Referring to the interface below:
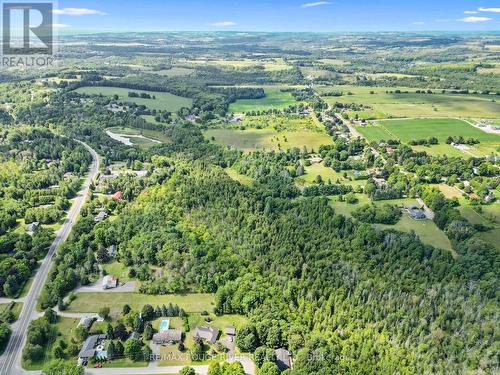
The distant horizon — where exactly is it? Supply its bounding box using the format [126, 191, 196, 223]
[57, 29, 500, 36]
[49, 0, 500, 33]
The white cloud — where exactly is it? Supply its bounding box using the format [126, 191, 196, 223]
[52, 8, 106, 16]
[52, 23, 71, 28]
[478, 7, 500, 13]
[464, 10, 479, 14]
[412, 21, 425, 25]
[301, 1, 331, 8]
[458, 16, 492, 23]
[210, 21, 236, 27]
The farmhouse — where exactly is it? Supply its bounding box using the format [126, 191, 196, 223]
[192, 326, 219, 344]
[275, 348, 292, 371]
[152, 329, 182, 344]
[77, 334, 107, 365]
[102, 275, 118, 289]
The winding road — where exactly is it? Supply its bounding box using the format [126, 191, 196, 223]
[0, 141, 100, 375]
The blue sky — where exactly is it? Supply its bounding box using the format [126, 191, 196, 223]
[52, 0, 500, 32]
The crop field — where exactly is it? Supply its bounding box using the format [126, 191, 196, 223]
[319, 85, 500, 119]
[153, 67, 194, 77]
[187, 58, 290, 71]
[241, 114, 322, 131]
[74, 86, 193, 112]
[204, 128, 332, 152]
[357, 118, 500, 156]
[229, 87, 298, 113]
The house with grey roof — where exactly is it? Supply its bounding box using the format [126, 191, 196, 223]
[26, 222, 39, 233]
[192, 326, 219, 344]
[77, 316, 95, 330]
[275, 348, 292, 371]
[152, 329, 182, 344]
[94, 211, 108, 223]
[77, 334, 107, 365]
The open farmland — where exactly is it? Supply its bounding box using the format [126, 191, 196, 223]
[357, 118, 500, 156]
[320, 85, 500, 119]
[229, 87, 298, 113]
[204, 128, 332, 152]
[74, 86, 193, 112]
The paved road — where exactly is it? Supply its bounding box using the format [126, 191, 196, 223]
[0, 141, 100, 375]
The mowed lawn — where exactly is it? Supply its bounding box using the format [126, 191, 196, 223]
[67, 293, 214, 316]
[74, 86, 192, 112]
[229, 87, 298, 113]
[204, 128, 332, 152]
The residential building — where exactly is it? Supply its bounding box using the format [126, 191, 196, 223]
[77, 316, 95, 330]
[94, 211, 108, 223]
[192, 326, 219, 344]
[78, 334, 107, 365]
[152, 329, 182, 344]
[275, 348, 292, 371]
[26, 222, 39, 233]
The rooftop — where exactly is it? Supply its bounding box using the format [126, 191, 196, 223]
[193, 326, 219, 344]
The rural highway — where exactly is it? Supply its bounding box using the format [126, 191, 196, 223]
[0, 141, 100, 375]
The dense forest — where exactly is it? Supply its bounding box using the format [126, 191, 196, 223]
[40, 150, 498, 374]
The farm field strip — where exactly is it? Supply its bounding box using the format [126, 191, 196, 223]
[74, 86, 193, 112]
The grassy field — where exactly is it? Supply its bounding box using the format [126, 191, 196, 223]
[459, 203, 500, 250]
[67, 293, 214, 316]
[187, 58, 290, 71]
[320, 85, 500, 119]
[412, 144, 468, 157]
[375, 119, 499, 143]
[357, 118, 500, 156]
[205, 128, 332, 152]
[75, 86, 192, 112]
[241, 114, 322, 132]
[295, 163, 366, 188]
[224, 168, 254, 186]
[329, 196, 453, 252]
[229, 87, 298, 113]
[432, 184, 463, 199]
[106, 126, 169, 147]
[103, 261, 132, 283]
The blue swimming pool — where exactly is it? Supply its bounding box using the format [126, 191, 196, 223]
[95, 350, 107, 359]
[160, 319, 170, 332]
